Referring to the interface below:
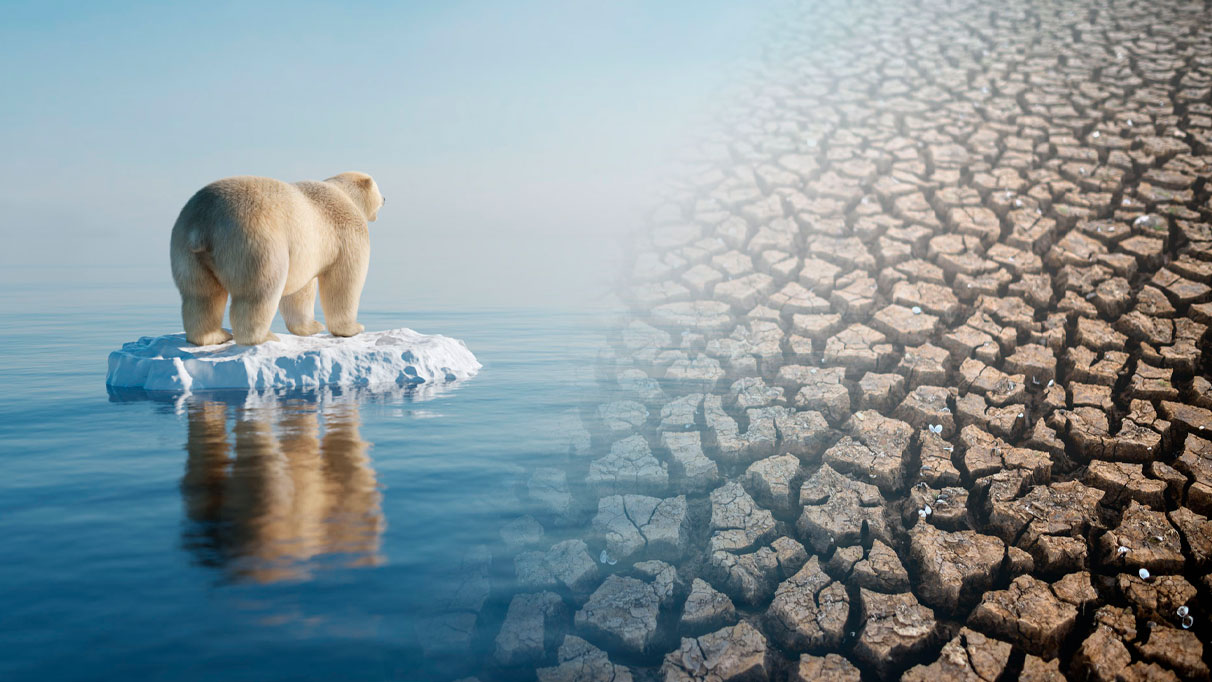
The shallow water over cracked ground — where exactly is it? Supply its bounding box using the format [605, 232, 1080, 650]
[464, 0, 1212, 680]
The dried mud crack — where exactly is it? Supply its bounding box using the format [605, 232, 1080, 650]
[430, 0, 1212, 679]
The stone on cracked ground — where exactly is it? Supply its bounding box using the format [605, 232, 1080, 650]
[679, 578, 737, 636]
[659, 621, 771, 682]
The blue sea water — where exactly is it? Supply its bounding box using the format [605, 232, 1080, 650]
[0, 266, 613, 681]
[0, 1, 782, 677]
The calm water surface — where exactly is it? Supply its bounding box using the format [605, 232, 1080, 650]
[0, 267, 613, 681]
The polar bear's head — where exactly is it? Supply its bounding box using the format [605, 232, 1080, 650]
[328, 171, 385, 223]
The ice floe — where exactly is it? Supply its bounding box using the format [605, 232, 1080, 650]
[106, 328, 481, 393]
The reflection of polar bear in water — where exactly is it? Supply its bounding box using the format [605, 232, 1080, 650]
[170, 172, 384, 346]
[180, 398, 382, 583]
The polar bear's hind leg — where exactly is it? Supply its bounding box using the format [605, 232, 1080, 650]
[183, 291, 233, 346]
[174, 252, 233, 346]
[231, 290, 283, 345]
[229, 260, 287, 345]
[280, 279, 325, 336]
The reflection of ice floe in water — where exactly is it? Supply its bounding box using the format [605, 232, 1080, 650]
[105, 327, 481, 394]
[180, 394, 383, 583]
[115, 332, 480, 583]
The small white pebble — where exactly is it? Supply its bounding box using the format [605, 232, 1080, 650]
[912, 306, 922, 315]
[1092, 131, 1101, 138]
[1183, 615, 1194, 629]
[1047, 379, 1055, 388]
[1117, 546, 1130, 556]
[929, 424, 943, 434]
[1139, 567, 1151, 580]
[1177, 605, 1189, 617]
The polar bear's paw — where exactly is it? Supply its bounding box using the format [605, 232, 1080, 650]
[233, 331, 280, 346]
[287, 320, 326, 336]
[188, 329, 234, 347]
[328, 322, 365, 338]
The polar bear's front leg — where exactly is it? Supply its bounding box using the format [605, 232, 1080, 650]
[280, 280, 325, 336]
[319, 250, 369, 338]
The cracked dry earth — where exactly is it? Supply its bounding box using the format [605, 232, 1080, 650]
[431, 0, 1212, 680]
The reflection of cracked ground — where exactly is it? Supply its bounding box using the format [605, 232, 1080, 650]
[434, 0, 1212, 678]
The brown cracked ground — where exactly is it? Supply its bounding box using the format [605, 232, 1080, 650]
[434, 0, 1212, 679]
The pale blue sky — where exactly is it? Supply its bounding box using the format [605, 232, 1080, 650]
[0, 1, 770, 308]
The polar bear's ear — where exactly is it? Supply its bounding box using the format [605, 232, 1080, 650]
[356, 176, 373, 189]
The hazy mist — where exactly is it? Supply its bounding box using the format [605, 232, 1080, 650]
[0, 1, 772, 310]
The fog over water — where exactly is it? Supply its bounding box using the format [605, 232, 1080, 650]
[0, 0, 773, 310]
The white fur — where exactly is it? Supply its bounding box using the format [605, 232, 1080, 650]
[170, 172, 383, 345]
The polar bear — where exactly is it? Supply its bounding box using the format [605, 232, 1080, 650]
[170, 172, 383, 346]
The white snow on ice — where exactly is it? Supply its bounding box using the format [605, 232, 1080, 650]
[106, 328, 481, 393]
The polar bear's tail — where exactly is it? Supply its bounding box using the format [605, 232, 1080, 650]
[185, 228, 207, 253]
